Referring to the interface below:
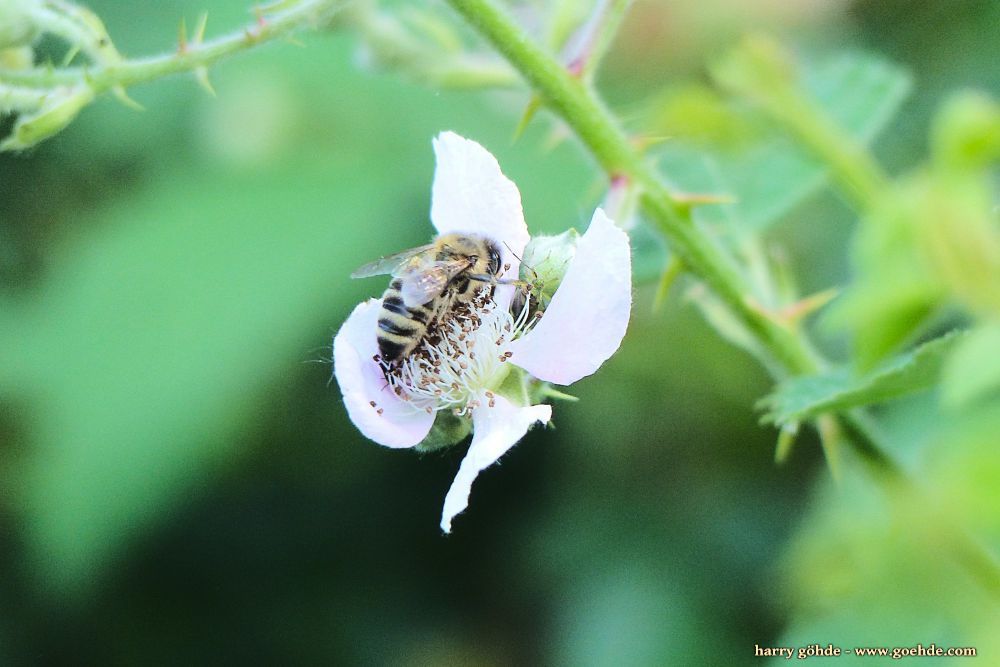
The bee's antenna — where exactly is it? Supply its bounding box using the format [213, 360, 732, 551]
[503, 241, 529, 268]
[500, 241, 546, 312]
[502, 241, 541, 281]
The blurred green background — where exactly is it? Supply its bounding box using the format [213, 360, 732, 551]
[1, 0, 998, 664]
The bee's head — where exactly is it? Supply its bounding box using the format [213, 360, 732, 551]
[439, 234, 502, 276]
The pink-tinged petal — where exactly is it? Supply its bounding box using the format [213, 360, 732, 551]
[440, 395, 551, 533]
[333, 299, 434, 448]
[430, 132, 529, 287]
[509, 208, 631, 385]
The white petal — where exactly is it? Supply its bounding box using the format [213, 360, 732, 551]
[509, 208, 631, 385]
[440, 395, 551, 533]
[430, 132, 529, 291]
[332, 299, 434, 448]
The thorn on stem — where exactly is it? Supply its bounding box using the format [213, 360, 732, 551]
[195, 66, 216, 96]
[193, 13, 209, 45]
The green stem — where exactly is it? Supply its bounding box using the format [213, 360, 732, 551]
[0, 0, 345, 94]
[443, 0, 1000, 596]
[445, 0, 817, 376]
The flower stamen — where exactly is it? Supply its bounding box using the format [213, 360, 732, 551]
[383, 288, 541, 416]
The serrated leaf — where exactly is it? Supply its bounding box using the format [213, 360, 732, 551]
[762, 331, 964, 425]
[654, 51, 910, 234]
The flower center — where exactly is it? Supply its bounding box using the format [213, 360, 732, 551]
[386, 289, 538, 415]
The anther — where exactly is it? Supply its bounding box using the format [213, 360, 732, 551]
[376, 408, 384, 416]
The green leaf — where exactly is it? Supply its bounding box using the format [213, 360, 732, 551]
[827, 269, 944, 370]
[942, 322, 1000, 408]
[653, 50, 910, 234]
[761, 331, 964, 425]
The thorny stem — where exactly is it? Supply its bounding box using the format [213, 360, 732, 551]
[446, 0, 817, 374]
[0, 0, 346, 94]
[443, 0, 1000, 595]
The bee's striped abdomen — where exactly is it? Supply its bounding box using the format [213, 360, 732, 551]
[376, 279, 431, 364]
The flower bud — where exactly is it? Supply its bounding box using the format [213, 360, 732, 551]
[520, 228, 580, 298]
[1, 84, 94, 151]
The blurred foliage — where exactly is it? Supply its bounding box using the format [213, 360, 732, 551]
[762, 331, 962, 426]
[1, 0, 999, 665]
[780, 405, 1000, 657]
[627, 47, 910, 284]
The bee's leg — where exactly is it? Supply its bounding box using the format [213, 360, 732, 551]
[431, 290, 456, 326]
[429, 298, 446, 326]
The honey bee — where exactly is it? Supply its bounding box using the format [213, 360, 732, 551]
[351, 233, 504, 365]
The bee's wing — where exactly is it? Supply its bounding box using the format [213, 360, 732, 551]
[350, 244, 435, 279]
[398, 258, 473, 307]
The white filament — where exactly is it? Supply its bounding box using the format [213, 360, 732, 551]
[387, 291, 538, 415]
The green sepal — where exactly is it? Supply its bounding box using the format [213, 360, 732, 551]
[536, 384, 578, 402]
[1, 84, 94, 151]
[415, 409, 472, 453]
[495, 365, 529, 406]
[521, 228, 580, 299]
